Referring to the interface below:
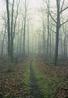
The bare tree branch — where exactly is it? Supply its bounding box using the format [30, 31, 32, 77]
[60, 19, 68, 27]
[50, 28, 56, 33]
[60, 0, 65, 11]
[51, 23, 56, 27]
[13, 0, 20, 38]
[49, 12, 57, 23]
[45, 0, 56, 23]
[60, 6, 68, 13]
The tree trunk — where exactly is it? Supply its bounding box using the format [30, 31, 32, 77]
[11, 0, 14, 61]
[55, 0, 60, 65]
[47, 0, 50, 59]
[6, 0, 11, 58]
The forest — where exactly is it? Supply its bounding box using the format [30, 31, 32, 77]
[0, 0, 68, 98]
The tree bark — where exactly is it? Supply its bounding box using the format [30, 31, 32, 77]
[6, 0, 11, 58]
[55, 0, 60, 65]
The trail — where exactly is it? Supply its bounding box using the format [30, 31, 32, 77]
[29, 60, 44, 98]
[0, 59, 68, 98]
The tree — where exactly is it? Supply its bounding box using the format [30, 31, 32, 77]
[49, 0, 68, 65]
[46, 0, 50, 58]
[6, 0, 11, 58]
[11, 0, 15, 61]
[23, 0, 27, 56]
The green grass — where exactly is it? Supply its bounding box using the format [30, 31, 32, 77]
[32, 60, 67, 98]
[22, 61, 30, 97]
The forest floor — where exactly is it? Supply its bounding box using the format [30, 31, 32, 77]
[0, 57, 68, 98]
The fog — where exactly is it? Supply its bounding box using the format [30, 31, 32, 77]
[0, 0, 68, 64]
[0, 0, 68, 97]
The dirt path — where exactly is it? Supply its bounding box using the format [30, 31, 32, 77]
[0, 58, 68, 98]
[29, 60, 44, 98]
